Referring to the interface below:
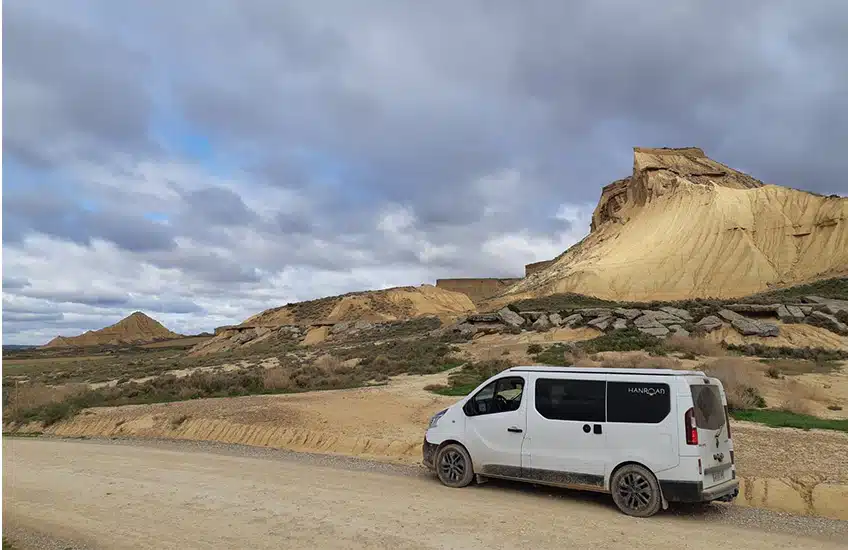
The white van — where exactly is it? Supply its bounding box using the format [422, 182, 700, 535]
[422, 366, 739, 517]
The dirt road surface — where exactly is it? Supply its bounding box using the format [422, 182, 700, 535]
[4, 438, 847, 550]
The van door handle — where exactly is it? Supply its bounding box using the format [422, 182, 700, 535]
[507, 426, 523, 433]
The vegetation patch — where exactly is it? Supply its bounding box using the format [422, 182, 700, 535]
[758, 358, 842, 377]
[726, 343, 848, 362]
[424, 359, 514, 396]
[730, 409, 848, 433]
[578, 328, 667, 355]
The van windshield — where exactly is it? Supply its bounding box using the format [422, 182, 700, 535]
[690, 384, 725, 430]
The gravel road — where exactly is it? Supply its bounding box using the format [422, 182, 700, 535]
[4, 437, 847, 549]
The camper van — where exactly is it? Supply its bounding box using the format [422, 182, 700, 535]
[422, 366, 738, 517]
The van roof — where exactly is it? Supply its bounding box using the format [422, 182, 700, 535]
[508, 365, 707, 377]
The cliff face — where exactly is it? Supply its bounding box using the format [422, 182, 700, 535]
[43, 312, 180, 348]
[491, 147, 848, 304]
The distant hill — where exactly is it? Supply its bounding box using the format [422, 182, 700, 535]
[2, 345, 37, 352]
[42, 312, 181, 348]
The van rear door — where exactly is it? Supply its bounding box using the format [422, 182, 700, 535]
[685, 377, 734, 490]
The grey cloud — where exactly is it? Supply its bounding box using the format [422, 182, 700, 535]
[2, 311, 65, 323]
[180, 186, 258, 227]
[2, 276, 30, 290]
[3, 192, 176, 252]
[20, 289, 130, 308]
[3, 1, 155, 168]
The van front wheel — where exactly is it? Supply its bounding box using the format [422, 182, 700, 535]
[610, 464, 662, 518]
[435, 444, 474, 488]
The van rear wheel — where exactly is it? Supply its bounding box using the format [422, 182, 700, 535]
[611, 464, 662, 518]
[435, 443, 474, 488]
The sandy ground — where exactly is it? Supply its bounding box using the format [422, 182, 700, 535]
[28, 371, 848, 483]
[4, 438, 847, 550]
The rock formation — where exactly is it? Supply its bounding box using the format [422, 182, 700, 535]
[43, 312, 180, 348]
[487, 147, 848, 304]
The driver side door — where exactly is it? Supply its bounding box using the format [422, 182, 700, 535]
[463, 375, 526, 478]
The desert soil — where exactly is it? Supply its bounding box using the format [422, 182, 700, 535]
[4, 438, 848, 550]
[39, 371, 848, 483]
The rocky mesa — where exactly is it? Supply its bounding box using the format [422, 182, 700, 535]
[43, 312, 181, 348]
[488, 147, 848, 305]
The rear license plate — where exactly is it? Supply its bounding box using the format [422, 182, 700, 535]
[712, 469, 726, 482]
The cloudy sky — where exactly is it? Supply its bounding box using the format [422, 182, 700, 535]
[3, 1, 847, 344]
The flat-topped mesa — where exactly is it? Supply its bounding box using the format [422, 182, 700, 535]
[591, 147, 765, 231]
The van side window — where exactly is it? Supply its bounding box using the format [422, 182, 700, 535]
[534, 379, 605, 422]
[464, 376, 525, 417]
[607, 382, 671, 423]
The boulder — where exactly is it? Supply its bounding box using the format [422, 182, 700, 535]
[808, 311, 848, 335]
[522, 311, 546, 322]
[726, 304, 779, 314]
[695, 315, 723, 333]
[497, 307, 526, 327]
[757, 323, 780, 337]
[634, 314, 665, 329]
[532, 315, 552, 331]
[587, 316, 612, 331]
[454, 323, 477, 337]
[331, 321, 351, 334]
[640, 310, 686, 325]
[612, 318, 628, 330]
[548, 313, 563, 326]
[613, 307, 643, 320]
[804, 296, 848, 314]
[467, 313, 501, 324]
[579, 308, 613, 318]
[638, 326, 669, 338]
[659, 306, 694, 321]
[561, 313, 584, 328]
[800, 306, 813, 315]
[785, 305, 806, 320]
[668, 324, 690, 337]
[719, 309, 778, 336]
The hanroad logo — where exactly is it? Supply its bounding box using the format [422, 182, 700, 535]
[628, 386, 666, 397]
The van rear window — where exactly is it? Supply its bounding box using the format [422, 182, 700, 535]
[690, 384, 725, 430]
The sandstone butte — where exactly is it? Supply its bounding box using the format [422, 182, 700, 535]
[485, 147, 848, 306]
[238, 284, 476, 327]
[43, 311, 181, 348]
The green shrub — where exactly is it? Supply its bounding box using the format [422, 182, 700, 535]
[578, 328, 666, 355]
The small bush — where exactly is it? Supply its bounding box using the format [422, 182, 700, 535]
[702, 358, 766, 410]
[663, 335, 724, 357]
[579, 328, 666, 355]
[599, 354, 682, 371]
[828, 405, 843, 411]
[526, 344, 543, 354]
[766, 366, 781, 379]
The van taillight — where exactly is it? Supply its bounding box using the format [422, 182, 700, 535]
[724, 405, 732, 439]
[684, 407, 698, 445]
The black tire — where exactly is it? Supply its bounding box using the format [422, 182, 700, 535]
[435, 443, 474, 488]
[610, 464, 662, 517]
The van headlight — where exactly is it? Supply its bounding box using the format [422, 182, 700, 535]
[428, 409, 448, 429]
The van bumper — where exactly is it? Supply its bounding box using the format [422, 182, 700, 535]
[422, 438, 437, 470]
[660, 479, 740, 503]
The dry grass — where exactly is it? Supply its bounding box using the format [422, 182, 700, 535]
[4, 382, 87, 412]
[701, 357, 766, 410]
[600, 354, 683, 370]
[663, 335, 725, 357]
